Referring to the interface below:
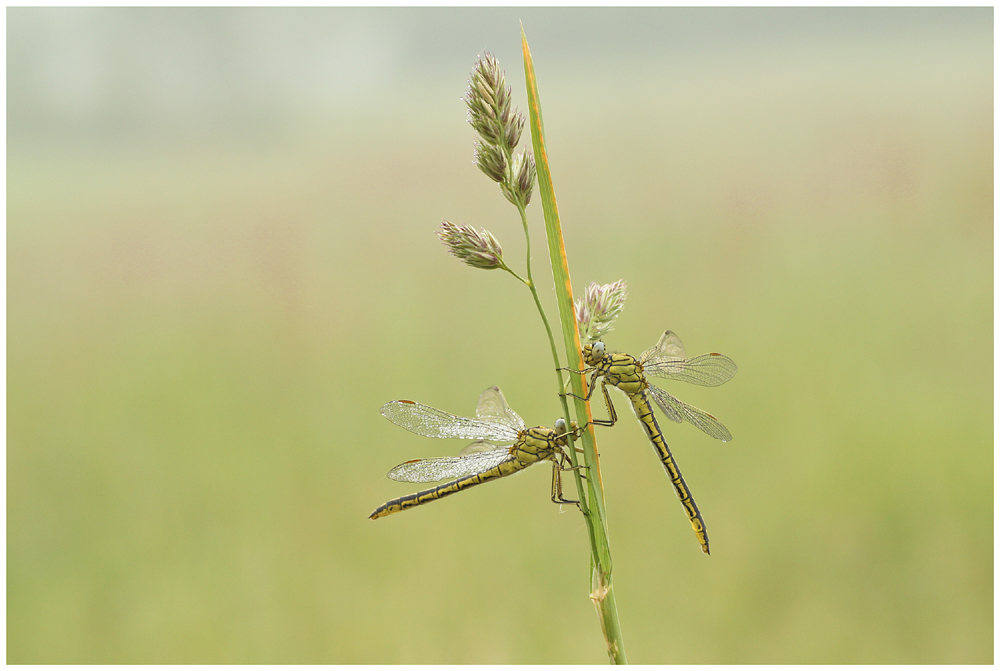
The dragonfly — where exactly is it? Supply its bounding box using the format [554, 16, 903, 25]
[565, 330, 737, 555]
[370, 386, 582, 520]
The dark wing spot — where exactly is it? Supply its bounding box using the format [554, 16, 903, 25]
[400, 400, 416, 405]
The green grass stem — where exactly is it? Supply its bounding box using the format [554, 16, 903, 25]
[521, 26, 627, 665]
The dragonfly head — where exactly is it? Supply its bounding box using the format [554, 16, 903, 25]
[582, 340, 606, 365]
[553, 417, 576, 446]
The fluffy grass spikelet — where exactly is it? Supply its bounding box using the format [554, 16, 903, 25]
[465, 52, 523, 155]
[576, 280, 629, 341]
[465, 53, 534, 207]
[438, 221, 506, 271]
[511, 149, 536, 205]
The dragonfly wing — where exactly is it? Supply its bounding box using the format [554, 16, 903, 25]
[387, 448, 514, 483]
[475, 386, 527, 432]
[646, 386, 683, 424]
[381, 400, 520, 443]
[640, 330, 687, 363]
[459, 440, 501, 455]
[644, 353, 738, 387]
[647, 384, 733, 442]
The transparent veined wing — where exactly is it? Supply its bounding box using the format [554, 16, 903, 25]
[386, 447, 515, 483]
[459, 440, 502, 455]
[474, 386, 526, 432]
[647, 383, 733, 442]
[643, 352, 738, 387]
[644, 385, 683, 424]
[381, 400, 520, 443]
[639, 330, 687, 363]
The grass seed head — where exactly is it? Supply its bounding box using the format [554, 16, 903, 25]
[438, 221, 506, 271]
[576, 280, 629, 341]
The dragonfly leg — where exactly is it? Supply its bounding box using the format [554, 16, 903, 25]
[585, 380, 619, 428]
[556, 366, 592, 376]
[562, 450, 589, 477]
[564, 454, 590, 481]
[557, 366, 593, 395]
[549, 461, 582, 509]
[561, 370, 601, 403]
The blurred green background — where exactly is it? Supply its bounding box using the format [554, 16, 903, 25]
[7, 7, 992, 664]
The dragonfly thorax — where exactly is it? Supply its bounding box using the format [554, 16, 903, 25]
[513, 426, 565, 464]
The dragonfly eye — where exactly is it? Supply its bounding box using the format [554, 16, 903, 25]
[592, 341, 605, 361]
[554, 418, 567, 435]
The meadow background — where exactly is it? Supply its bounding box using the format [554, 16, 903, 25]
[7, 7, 992, 664]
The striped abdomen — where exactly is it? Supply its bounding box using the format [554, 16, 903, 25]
[369, 459, 525, 519]
[629, 389, 710, 555]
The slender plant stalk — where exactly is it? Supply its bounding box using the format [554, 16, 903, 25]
[447, 42, 626, 663]
[508, 204, 600, 529]
[521, 27, 627, 665]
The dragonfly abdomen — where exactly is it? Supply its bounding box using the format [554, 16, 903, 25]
[369, 460, 525, 520]
[630, 389, 711, 555]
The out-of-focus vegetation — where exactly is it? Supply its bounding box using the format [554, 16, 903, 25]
[7, 7, 992, 664]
